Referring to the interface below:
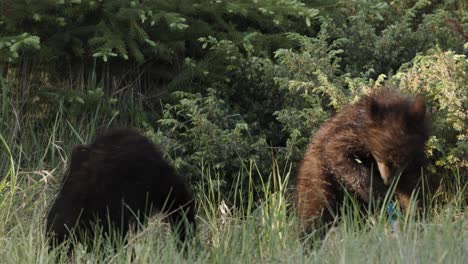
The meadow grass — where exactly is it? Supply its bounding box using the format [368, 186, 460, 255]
[0, 82, 466, 263]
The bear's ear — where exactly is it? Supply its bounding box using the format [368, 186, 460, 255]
[409, 95, 426, 121]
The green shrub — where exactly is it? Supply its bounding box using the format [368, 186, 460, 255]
[153, 88, 269, 194]
[330, 0, 466, 77]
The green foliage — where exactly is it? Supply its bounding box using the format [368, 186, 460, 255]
[273, 94, 329, 161]
[156, 26, 346, 176]
[29, 87, 118, 121]
[273, 30, 347, 108]
[0, 0, 319, 83]
[331, 0, 466, 77]
[272, 28, 346, 160]
[155, 88, 269, 192]
[1, 0, 188, 64]
[0, 33, 40, 62]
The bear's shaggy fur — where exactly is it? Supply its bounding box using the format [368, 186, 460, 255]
[46, 128, 195, 245]
[295, 89, 431, 232]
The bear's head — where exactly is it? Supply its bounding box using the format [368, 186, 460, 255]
[364, 90, 430, 185]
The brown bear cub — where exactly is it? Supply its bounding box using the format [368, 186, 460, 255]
[295, 89, 430, 233]
[46, 128, 195, 246]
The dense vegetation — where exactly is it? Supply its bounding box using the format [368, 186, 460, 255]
[0, 0, 466, 262]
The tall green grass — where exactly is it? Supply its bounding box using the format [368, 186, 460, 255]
[0, 78, 466, 263]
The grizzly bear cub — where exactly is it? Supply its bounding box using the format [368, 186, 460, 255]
[295, 89, 430, 232]
[46, 128, 195, 246]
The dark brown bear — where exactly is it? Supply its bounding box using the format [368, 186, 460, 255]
[295, 89, 430, 232]
[46, 128, 195, 246]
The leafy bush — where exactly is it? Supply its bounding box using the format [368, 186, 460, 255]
[330, 0, 466, 77]
[153, 88, 269, 193]
[157, 26, 347, 179]
[272, 29, 345, 160]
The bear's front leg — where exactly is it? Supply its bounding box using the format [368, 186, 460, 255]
[395, 169, 423, 213]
